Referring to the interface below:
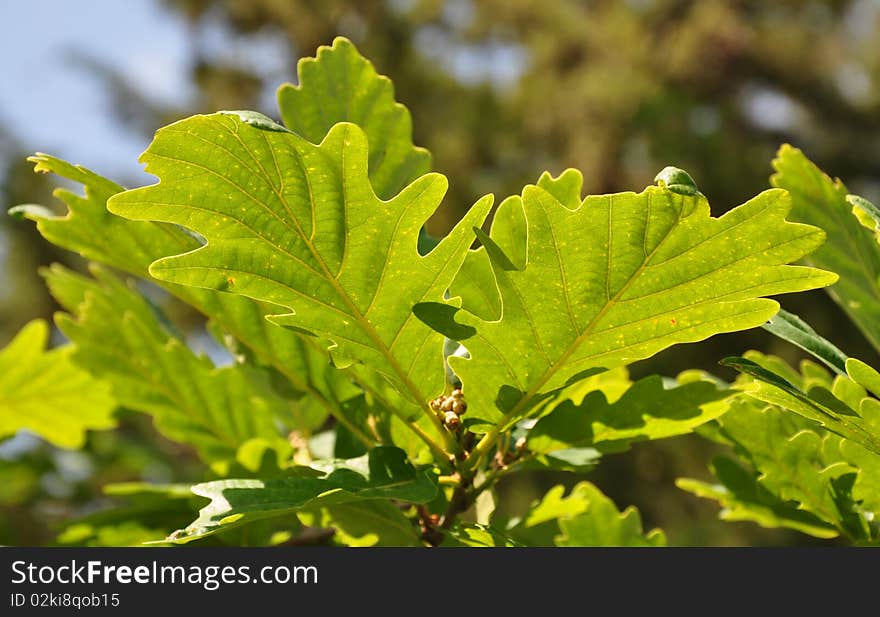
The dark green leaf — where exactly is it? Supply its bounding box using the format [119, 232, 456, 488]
[167, 447, 437, 542]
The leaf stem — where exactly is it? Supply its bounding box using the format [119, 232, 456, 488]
[460, 427, 502, 475]
[471, 452, 534, 498]
[354, 381, 454, 470]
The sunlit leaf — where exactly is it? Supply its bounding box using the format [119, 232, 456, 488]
[507, 482, 665, 547]
[528, 373, 731, 456]
[0, 320, 116, 448]
[447, 170, 834, 431]
[680, 393, 878, 542]
[771, 145, 880, 352]
[277, 36, 431, 199]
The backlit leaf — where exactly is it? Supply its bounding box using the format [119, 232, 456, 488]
[45, 265, 293, 474]
[447, 169, 835, 431]
[277, 36, 431, 199]
[507, 482, 665, 547]
[527, 373, 731, 456]
[771, 145, 880, 352]
[107, 115, 492, 429]
[0, 320, 116, 448]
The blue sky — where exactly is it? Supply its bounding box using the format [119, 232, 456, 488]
[0, 0, 193, 183]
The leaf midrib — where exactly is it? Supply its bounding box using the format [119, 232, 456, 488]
[491, 195, 693, 430]
[223, 121, 435, 412]
[146, 121, 435, 412]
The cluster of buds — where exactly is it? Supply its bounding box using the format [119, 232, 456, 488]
[430, 388, 467, 430]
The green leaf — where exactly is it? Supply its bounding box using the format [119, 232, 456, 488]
[8, 154, 178, 276]
[0, 320, 116, 448]
[449, 246, 501, 322]
[58, 522, 175, 547]
[762, 308, 848, 376]
[771, 145, 880, 353]
[517, 448, 602, 473]
[448, 169, 835, 431]
[168, 447, 437, 543]
[680, 397, 875, 542]
[13, 154, 380, 451]
[45, 265, 293, 474]
[676, 457, 840, 539]
[556, 483, 666, 547]
[12, 36, 441, 452]
[277, 37, 431, 199]
[527, 373, 731, 456]
[107, 116, 492, 429]
[722, 353, 880, 455]
[507, 482, 665, 547]
[839, 438, 880, 517]
[654, 166, 701, 196]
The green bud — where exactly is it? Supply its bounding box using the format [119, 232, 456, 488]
[655, 166, 700, 196]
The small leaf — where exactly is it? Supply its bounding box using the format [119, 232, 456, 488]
[681, 397, 875, 542]
[302, 500, 422, 546]
[507, 482, 665, 547]
[723, 354, 880, 455]
[0, 320, 116, 448]
[555, 483, 666, 547]
[528, 374, 731, 455]
[847, 194, 880, 244]
[845, 358, 880, 400]
[442, 523, 521, 547]
[654, 165, 701, 196]
[676, 457, 840, 539]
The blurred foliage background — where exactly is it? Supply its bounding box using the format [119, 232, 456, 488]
[2, 0, 880, 546]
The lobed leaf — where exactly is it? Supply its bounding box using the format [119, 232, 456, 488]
[167, 447, 436, 543]
[771, 145, 880, 353]
[11, 154, 375, 446]
[45, 265, 293, 474]
[682, 381, 879, 542]
[11, 38, 439, 454]
[507, 482, 665, 547]
[300, 500, 423, 546]
[277, 36, 431, 199]
[527, 373, 732, 456]
[446, 169, 835, 431]
[723, 347, 880, 456]
[675, 457, 840, 539]
[0, 320, 116, 448]
[107, 115, 492, 428]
